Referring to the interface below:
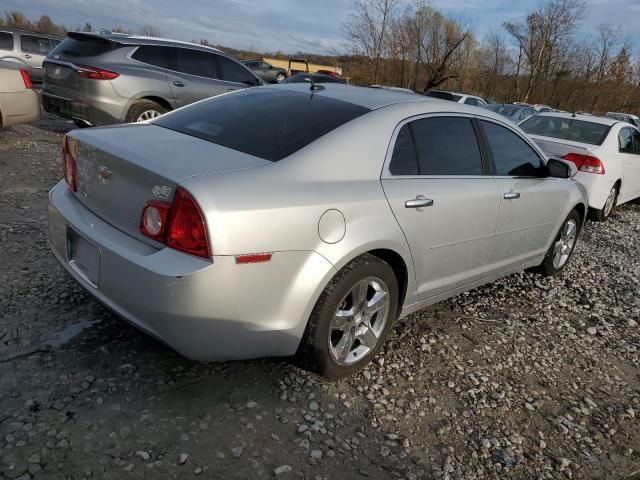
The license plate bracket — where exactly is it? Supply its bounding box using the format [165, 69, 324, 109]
[66, 227, 100, 288]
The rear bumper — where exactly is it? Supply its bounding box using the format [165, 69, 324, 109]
[573, 172, 615, 210]
[42, 91, 122, 127]
[0, 89, 40, 127]
[48, 181, 336, 361]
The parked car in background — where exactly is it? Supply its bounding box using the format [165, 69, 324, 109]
[424, 90, 487, 107]
[486, 103, 537, 124]
[241, 59, 287, 83]
[49, 84, 586, 378]
[533, 104, 553, 112]
[284, 73, 346, 84]
[0, 27, 62, 83]
[42, 31, 262, 127]
[521, 112, 640, 221]
[0, 60, 40, 127]
[605, 112, 640, 128]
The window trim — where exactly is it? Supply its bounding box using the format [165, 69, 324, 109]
[382, 113, 493, 180]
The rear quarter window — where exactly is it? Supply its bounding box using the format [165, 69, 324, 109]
[154, 88, 370, 161]
[520, 116, 611, 146]
[0, 32, 13, 50]
[49, 35, 115, 58]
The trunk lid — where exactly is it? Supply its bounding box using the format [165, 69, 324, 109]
[69, 124, 270, 244]
[529, 134, 594, 159]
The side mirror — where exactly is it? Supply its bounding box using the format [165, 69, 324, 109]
[547, 158, 572, 178]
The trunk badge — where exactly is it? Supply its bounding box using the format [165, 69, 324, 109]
[152, 185, 172, 200]
[98, 166, 112, 184]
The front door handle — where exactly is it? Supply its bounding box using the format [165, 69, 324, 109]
[405, 197, 434, 209]
[504, 192, 521, 200]
[173, 81, 185, 87]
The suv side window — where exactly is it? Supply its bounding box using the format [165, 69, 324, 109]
[216, 55, 258, 85]
[411, 117, 483, 175]
[389, 124, 419, 175]
[481, 120, 544, 176]
[619, 127, 634, 153]
[20, 35, 51, 54]
[132, 45, 172, 69]
[175, 48, 217, 79]
[0, 32, 13, 50]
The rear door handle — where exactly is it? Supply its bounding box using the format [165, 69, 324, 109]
[405, 197, 434, 209]
[173, 81, 185, 87]
[23, 54, 32, 59]
[504, 192, 521, 200]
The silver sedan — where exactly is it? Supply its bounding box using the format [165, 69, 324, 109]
[48, 84, 588, 378]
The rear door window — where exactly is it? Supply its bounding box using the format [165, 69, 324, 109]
[155, 88, 370, 161]
[619, 128, 634, 153]
[0, 32, 13, 50]
[20, 35, 51, 54]
[410, 117, 483, 175]
[131, 45, 172, 69]
[175, 48, 217, 79]
[215, 55, 257, 84]
[481, 120, 544, 176]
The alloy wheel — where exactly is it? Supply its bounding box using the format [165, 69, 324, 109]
[552, 218, 578, 269]
[603, 187, 616, 218]
[136, 110, 162, 122]
[328, 277, 390, 365]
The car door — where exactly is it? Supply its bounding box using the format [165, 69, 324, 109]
[214, 54, 261, 93]
[479, 119, 564, 272]
[616, 126, 640, 203]
[165, 47, 226, 107]
[381, 115, 501, 300]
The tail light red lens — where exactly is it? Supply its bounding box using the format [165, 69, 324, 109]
[562, 153, 605, 174]
[62, 135, 78, 192]
[19, 69, 32, 89]
[140, 187, 211, 259]
[75, 64, 119, 80]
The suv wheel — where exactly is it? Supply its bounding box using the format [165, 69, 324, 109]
[126, 100, 168, 123]
[296, 254, 398, 379]
[276, 72, 286, 83]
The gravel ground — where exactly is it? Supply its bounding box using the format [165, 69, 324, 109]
[1, 114, 639, 480]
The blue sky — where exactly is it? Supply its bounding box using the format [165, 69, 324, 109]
[5, 0, 640, 54]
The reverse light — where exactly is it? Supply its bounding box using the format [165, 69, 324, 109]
[75, 64, 119, 80]
[562, 153, 605, 175]
[62, 135, 77, 192]
[140, 201, 171, 241]
[19, 69, 32, 89]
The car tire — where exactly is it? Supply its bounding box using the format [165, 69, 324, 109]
[589, 185, 618, 222]
[534, 209, 581, 276]
[125, 100, 168, 123]
[296, 254, 399, 379]
[276, 72, 286, 83]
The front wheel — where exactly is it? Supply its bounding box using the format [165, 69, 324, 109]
[296, 254, 398, 379]
[534, 209, 581, 276]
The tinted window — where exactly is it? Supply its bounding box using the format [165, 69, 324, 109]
[175, 48, 217, 79]
[482, 121, 543, 176]
[0, 32, 13, 50]
[410, 117, 483, 175]
[216, 55, 256, 84]
[155, 88, 370, 161]
[389, 125, 418, 175]
[465, 97, 481, 106]
[50, 35, 115, 58]
[520, 116, 611, 146]
[21, 35, 51, 54]
[619, 128, 634, 153]
[631, 129, 640, 154]
[132, 45, 171, 69]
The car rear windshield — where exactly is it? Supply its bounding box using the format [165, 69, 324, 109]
[520, 116, 611, 145]
[425, 91, 462, 102]
[49, 34, 116, 58]
[154, 88, 370, 161]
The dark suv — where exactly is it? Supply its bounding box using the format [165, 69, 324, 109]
[42, 32, 262, 127]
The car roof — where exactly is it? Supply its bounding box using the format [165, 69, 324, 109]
[66, 31, 223, 54]
[535, 111, 619, 126]
[0, 27, 62, 39]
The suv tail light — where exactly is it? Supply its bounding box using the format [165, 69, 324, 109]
[140, 187, 211, 259]
[562, 153, 605, 174]
[74, 64, 119, 80]
[19, 69, 32, 89]
[62, 135, 78, 192]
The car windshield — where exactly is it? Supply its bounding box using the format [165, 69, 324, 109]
[520, 116, 611, 145]
[49, 35, 115, 58]
[154, 88, 370, 161]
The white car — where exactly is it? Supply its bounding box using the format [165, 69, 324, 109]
[424, 90, 487, 107]
[0, 59, 40, 127]
[521, 112, 640, 221]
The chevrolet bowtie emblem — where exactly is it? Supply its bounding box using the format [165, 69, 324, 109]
[98, 166, 112, 184]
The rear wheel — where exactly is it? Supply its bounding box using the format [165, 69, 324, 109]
[535, 209, 581, 276]
[276, 72, 286, 83]
[296, 254, 398, 379]
[125, 100, 168, 123]
[590, 185, 617, 222]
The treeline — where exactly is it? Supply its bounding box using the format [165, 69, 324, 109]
[343, 0, 640, 113]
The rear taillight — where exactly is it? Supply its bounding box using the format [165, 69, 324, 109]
[74, 64, 119, 80]
[562, 153, 605, 175]
[140, 187, 211, 259]
[62, 135, 77, 192]
[19, 69, 32, 89]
